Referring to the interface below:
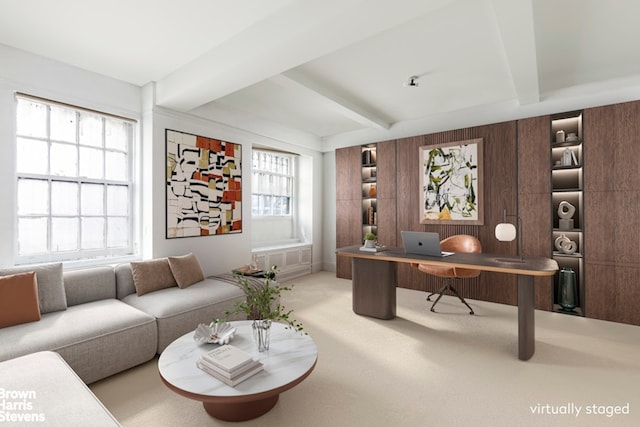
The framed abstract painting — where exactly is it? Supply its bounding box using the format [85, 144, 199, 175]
[419, 138, 483, 225]
[166, 129, 242, 238]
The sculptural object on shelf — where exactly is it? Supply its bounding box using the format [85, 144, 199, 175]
[558, 200, 575, 230]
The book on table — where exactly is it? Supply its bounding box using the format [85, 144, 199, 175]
[197, 344, 264, 386]
[197, 359, 264, 387]
[202, 344, 255, 372]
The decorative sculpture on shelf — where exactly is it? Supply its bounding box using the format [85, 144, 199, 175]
[554, 233, 577, 255]
[558, 200, 575, 230]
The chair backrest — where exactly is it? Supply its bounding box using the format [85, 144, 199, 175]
[444, 234, 482, 278]
[441, 234, 482, 254]
[412, 234, 482, 279]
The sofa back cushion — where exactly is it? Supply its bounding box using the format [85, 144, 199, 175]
[0, 263, 67, 314]
[168, 253, 205, 288]
[130, 258, 178, 296]
[0, 272, 41, 327]
[63, 266, 116, 306]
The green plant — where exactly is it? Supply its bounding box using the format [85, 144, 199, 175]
[364, 232, 376, 241]
[223, 265, 305, 333]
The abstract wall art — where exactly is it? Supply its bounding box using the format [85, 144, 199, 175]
[166, 129, 242, 238]
[419, 138, 483, 225]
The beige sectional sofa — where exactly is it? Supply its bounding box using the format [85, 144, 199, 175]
[0, 255, 246, 383]
[0, 255, 248, 425]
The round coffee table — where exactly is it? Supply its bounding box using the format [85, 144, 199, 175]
[158, 321, 317, 421]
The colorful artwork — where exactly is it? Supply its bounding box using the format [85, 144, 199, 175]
[419, 138, 483, 225]
[166, 129, 242, 238]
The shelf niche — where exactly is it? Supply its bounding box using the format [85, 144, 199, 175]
[361, 144, 377, 240]
[550, 111, 585, 316]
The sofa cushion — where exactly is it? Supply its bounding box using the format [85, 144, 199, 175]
[64, 266, 116, 307]
[168, 253, 205, 288]
[0, 272, 41, 327]
[130, 258, 177, 296]
[0, 263, 66, 314]
[0, 351, 121, 426]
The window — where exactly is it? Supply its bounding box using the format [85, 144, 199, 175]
[251, 150, 294, 216]
[15, 94, 135, 264]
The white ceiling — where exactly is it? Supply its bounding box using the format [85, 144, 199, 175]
[2, 0, 640, 150]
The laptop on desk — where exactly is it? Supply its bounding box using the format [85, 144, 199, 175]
[401, 231, 454, 257]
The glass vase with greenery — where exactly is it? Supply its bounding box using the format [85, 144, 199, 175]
[223, 265, 304, 351]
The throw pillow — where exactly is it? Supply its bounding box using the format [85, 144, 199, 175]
[168, 253, 206, 288]
[130, 258, 178, 296]
[0, 272, 41, 328]
[0, 263, 66, 314]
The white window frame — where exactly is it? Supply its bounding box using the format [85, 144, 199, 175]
[251, 149, 296, 217]
[14, 94, 136, 265]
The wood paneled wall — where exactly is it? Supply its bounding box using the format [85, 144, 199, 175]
[584, 101, 640, 325]
[335, 99, 640, 325]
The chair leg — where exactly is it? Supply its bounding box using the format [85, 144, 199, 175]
[447, 284, 475, 315]
[426, 284, 447, 302]
[427, 281, 474, 315]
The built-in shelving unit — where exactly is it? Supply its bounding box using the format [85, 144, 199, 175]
[361, 144, 377, 241]
[550, 111, 585, 316]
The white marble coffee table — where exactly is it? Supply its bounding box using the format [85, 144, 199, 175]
[158, 320, 317, 421]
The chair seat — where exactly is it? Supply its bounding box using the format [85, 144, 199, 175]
[412, 263, 456, 278]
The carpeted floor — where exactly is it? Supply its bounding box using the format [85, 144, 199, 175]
[90, 271, 640, 426]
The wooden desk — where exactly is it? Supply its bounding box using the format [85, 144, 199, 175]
[336, 246, 558, 361]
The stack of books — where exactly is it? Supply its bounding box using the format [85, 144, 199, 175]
[196, 345, 263, 387]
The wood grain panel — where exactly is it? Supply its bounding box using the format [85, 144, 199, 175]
[584, 190, 616, 264]
[376, 140, 396, 200]
[336, 199, 361, 279]
[335, 146, 362, 200]
[613, 101, 640, 191]
[518, 116, 550, 195]
[376, 200, 396, 248]
[585, 263, 640, 325]
[519, 193, 553, 310]
[584, 106, 615, 192]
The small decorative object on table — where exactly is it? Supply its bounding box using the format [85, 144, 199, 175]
[193, 321, 237, 345]
[223, 265, 305, 352]
[232, 265, 264, 277]
[362, 232, 377, 249]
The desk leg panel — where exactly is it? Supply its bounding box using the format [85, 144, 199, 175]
[352, 258, 397, 320]
[517, 275, 535, 361]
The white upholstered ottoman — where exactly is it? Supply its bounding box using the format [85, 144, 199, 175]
[0, 351, 120, 426]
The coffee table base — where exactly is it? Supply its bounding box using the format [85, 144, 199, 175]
[203, 395, 279, 421]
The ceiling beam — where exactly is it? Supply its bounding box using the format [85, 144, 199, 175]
[274, 70, 390, 130]
[491, 0, 540, 105]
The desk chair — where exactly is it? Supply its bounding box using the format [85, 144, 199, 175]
[410, 234, 481, 315]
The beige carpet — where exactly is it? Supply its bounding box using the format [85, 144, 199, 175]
[90, 272, 640, 427]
